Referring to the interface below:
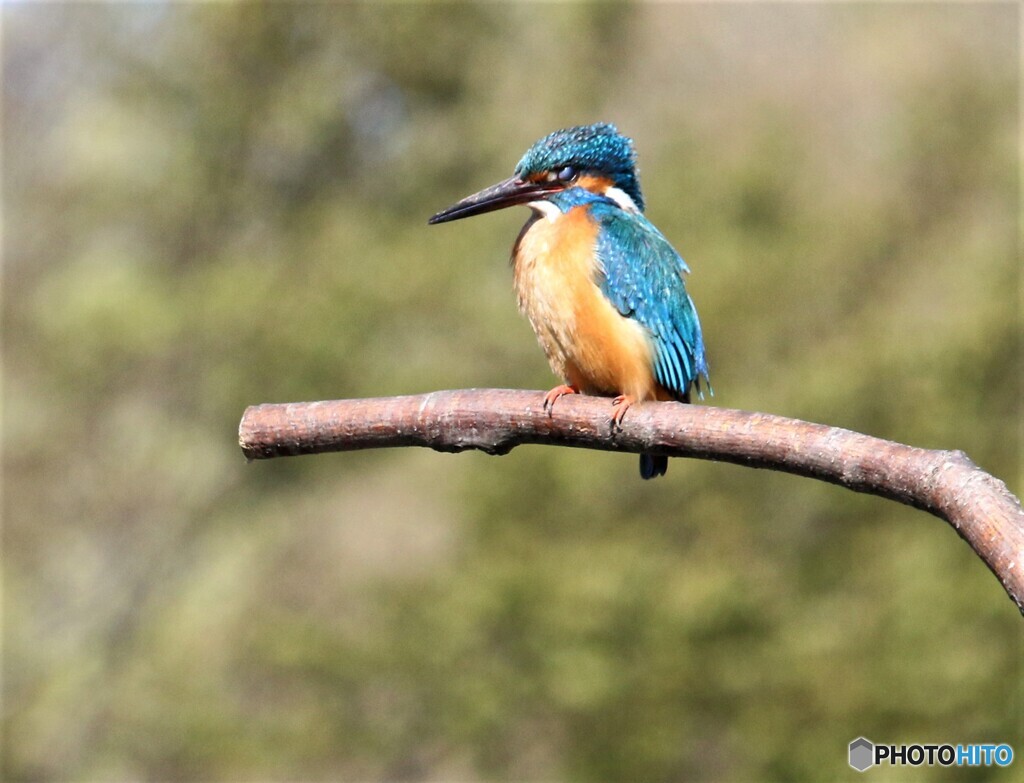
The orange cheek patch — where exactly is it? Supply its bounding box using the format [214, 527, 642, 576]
[576, 174, 614, 194]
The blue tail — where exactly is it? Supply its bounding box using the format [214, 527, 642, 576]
[639, 453, 668, 480]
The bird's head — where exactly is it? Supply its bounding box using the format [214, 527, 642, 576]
[428, 123, 645, 225]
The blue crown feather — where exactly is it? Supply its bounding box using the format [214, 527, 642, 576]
[514, 123, 645, 212]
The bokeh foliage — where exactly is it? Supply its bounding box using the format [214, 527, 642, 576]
[3, 4, 1021, 781]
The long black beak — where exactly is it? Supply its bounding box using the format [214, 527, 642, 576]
[428, 176, 561, 224]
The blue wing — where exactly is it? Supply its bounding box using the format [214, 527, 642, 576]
[591, 202, 710, 400]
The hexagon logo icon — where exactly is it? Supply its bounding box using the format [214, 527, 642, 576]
[849, 737, 874, 772]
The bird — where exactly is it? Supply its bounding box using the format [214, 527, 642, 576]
[428, 123, 710, 479]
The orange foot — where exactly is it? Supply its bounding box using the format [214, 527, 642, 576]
[543, 383, 579, 414]
[611, 394, 638, 431]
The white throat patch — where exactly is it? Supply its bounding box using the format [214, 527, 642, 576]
[604, 186, 640, 213]
[528, 200, 561, 221]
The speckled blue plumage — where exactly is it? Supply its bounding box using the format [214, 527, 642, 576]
[592, 202, 709, 401]
[515, 123, 645, 212]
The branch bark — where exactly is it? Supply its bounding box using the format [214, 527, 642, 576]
[239, 389, 1024, 615]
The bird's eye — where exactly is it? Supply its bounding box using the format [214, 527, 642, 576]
[557, 166, 577, 183]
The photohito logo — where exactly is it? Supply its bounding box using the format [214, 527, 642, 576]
[848, 738, 1013, 772]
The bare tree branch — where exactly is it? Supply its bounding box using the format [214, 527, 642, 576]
[239, 389, 1024, 615]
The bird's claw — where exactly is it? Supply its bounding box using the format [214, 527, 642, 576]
[543, 384, 579, 414]
[610, 394, 636, 432]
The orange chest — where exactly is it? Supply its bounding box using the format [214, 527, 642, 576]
[512, 206, 599, 328]
[511, 206, 657, 399]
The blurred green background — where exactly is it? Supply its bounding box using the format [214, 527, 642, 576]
[3, 3, 1021, 781]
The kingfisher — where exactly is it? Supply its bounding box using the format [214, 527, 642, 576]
[429, 123, 710, 479]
